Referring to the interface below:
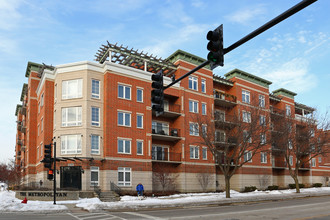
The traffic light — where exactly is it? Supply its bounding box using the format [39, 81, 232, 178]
[207, 24, 224, 70]
[151, 70, 164, 117]
[43, 144, 52, 169]
[47, 169, 54, 180]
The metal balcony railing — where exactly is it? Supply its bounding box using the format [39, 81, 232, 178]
[152, 125, 180, 137]
[213, 90, 237, 108]
[270, 106, 285, 115]
[151, 151, 181, 163]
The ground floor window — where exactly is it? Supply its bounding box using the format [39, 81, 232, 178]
[118, 167, 131, 186]
[91, 166, 99, 186]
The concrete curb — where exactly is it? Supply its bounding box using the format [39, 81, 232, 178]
[95, 191, 330, 212]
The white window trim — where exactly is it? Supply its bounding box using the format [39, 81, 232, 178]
[201, 79, 206, 93]
[202, 147, 207, 160]
[136, 88, 144, 103]
[62, 79, 82, 100]
[242, 111, 251, 123]
[90, 166, 99, 186]
[190, 145, 199, 159]
[118, 167, 131, 186]
[118, 111, 131, 127]
[91, 134, 100, 155]
[91, 79, 100, 99]
[61, 134, 82, 155]
[137, 114, 143, 129]
[244, 151, 252, 162]
[62, 106, 82, 127]
[136, 140, 143, 155]
[259, 94, 265, 108]
[189, 122, 199, 136]
[118, 84, 131, 100]
[242, 90, 250, 104]
[117, 138, 131, 154]
[91, 107, 100, 127]
[261, 152, 267, 163]
[202, 103, 207, 115]
[189, 76, 198, 91]
[189, 100, 199, 113]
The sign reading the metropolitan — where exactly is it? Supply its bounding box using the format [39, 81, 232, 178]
[16, 191, 79, 201]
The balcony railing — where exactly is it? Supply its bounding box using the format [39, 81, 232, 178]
[152, 104, 181, 118]
[272, 159, 286, 169]
[214, 114, 237, 129]
[17, 139, 23, 146]
[152, 125, 181, 142]
[213, 90, 237, 108]
[151, 151, 181, 163]
[270, 106, 285, 115]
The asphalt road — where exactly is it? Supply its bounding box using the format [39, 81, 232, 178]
[1, 196, 330, 220]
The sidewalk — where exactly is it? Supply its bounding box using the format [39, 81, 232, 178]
[71, 189, 330, 212]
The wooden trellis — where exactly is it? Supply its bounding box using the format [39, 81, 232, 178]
[95, 41, 177, 76]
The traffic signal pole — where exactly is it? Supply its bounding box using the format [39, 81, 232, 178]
[163, 0, 317, 90]
[53, 141, 56, 205]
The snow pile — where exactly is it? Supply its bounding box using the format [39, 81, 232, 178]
[1, 187, 330, 212]
[0, 191, 67, 212]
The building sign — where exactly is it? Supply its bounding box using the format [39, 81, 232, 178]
[16, 191, 79, 201]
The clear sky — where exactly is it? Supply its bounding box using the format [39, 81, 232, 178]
[0, 0, 329, 163]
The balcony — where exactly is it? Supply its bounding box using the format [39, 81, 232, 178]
[272, 159, 286, 169]
[214, 90, 237, 108]
[299, 163, 311, 170]
[21, 106, 26, 116]
[21, 146, 26, 152]
[152, 124, 181, 142]
[152, 104, 181, 119]
[20, 126, 26, 134]
[151, 151, 181, 163]
[270, 106, 285, 116]
[214, 136, 237, 147]
[17, 139, 23, 146]
[214, 113, 237, 129]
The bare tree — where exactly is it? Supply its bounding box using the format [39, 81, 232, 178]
[271, 110, 330, 193]
[152, 163, 178, 193]
[196, 173, 213, 192]
[0, 159, 21, 187]
[193, 103, 269, 198]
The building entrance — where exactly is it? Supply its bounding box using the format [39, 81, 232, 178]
[60, 166, 82, 190]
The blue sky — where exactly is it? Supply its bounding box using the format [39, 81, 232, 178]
[0, 0, 329, 163]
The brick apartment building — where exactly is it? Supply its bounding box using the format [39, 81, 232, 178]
[14, 44, 330, 192]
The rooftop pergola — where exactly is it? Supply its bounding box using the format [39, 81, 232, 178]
[95, 41, 177, 76]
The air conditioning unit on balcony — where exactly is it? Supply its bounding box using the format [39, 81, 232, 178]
[171, 129, 178, 137]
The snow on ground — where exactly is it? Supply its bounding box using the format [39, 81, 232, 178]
[1, 187, 330, 212]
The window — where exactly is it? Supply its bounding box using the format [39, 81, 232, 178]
[189, 100, 198, 113]
[202, 103, 207, 115]
[312, 158, 316, 167]
[189, 122, 199, 136]
[261, 152, 267, 163]
[289, 156, 293, 166]
[91, 107, 100, 126]
[91, 167, 99, 186]
[118, 84, 131, 100]
[244, 151, 252, 162]
[137, 140, 143, 155]
[190, 146, 199, 159]
[288, 140, 293, 149]
[242, 111, 251, 123]
[202, 124, 207, 136]
[41, 118, 43, 132]
[137, 114, 143, 128]
[202, 147, 207, 160]
[118, 139, 131, 154]
[53, 110, 56, 129]
[118, 111, 131, 127]
[91, 79, 100, 99]
[188, 76, 198, 90]
[201, 79, 206, 93]
[61, 134, 82, 154]
[242, 90, 250, 104]
[41, 93, 44, 107]
[62, 107, 82, 127]
[54, 84, 57, 102]
[286, 105, 291, 116]
[259, 115, 266, 126]
[243, 130, 252, 143]
[91, 135, 100, 154]
[215, 130, 225, 142]
[152, 121, 169, 135]
[259, 95, 265, 108]
[118, 167, 131, 186]
[260, 133, 266, 145]
[137, 88, 143, 102]
[62, 79, 82, 99]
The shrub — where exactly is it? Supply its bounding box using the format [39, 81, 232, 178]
[243, 186, 257, 192]
[267, 185, 279, 191]
[288, 183, 305, 189]
[312, 183, 322, 187]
